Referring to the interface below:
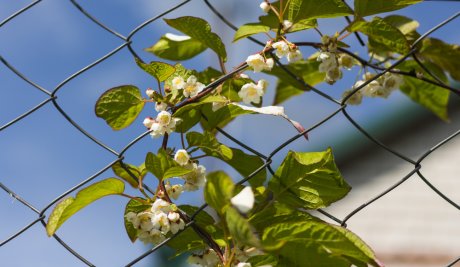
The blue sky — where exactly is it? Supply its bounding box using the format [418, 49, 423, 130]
[0, 1, 459, 266]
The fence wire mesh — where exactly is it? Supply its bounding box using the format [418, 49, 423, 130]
[1, 0, 460, 266]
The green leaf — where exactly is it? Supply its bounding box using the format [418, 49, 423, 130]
[253, 203, 381, 267]
[179, 205, 215, 229]
[164, 16, 227, 61]
[383, 15, 419, 35]
[186, 131, 267, 187]
[95, 85, 145, 130]
[247, 254, 279, 267]
[398, 60, 450, 120]
[167, 227, 206, 256]
[204, 171, 234, 215]
[145, 149, 193, 181]
[420, 38, 460, 82]
[112, 162, 146, 188]
[287, 0, 353, 22]
[135, 58, 175, 82]
[355, 0, 422, 17]
[225, 207, 259, 247]
[266, 60, 325, 105]
[124, 198, 151, 242]
[268, 148, 351, 209]
[350, 17, 410, 55]
[233, 23, 270, 43]
[195, 67, 223, 85]
[145, 34, 207, 61]
[46, 178, 125, 236]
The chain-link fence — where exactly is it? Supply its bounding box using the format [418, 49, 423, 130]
[1, 0, 459, 266]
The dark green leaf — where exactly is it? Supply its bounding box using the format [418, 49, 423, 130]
[287, 0, 352, 22]
[355, 0, 422, 17]
[164, 16, 227, 61]
[135, 58, 175, 82]
[398, 60, 450, 120]
[350, 17, 410, 55]
[46, 178, 125, 236]
[225, 207, 259, 247]
[268, 148, 351, 209]
[124, 198, 151, 242]
[95, 85, 145, 130]
[204, 171, 234, 215]
[186, 131, 267, 187]
[145, 150, 192, 181]
[247, 254, 279, 267]
[145, 34, 207, 61]
[195, 67, 223, 85]
[233, 23, 270, 42]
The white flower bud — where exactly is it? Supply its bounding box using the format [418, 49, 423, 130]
[145, 88, 155, 98]
[143, 117, 155, 128]
[287, 49, 302, 63]
[338, 54, 354, 70]
[260, 2, 270, 13]
[282, 20, 293, 31]
[155, 102, 167, 112]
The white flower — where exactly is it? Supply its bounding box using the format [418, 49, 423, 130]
[287, 49, 302, 63]
[238, 82, 264, 104]
[272, 41, 290, 58]
[382, 72, 403, 91]
[165, 184, 183, 200]
[149, 122, 163, 138]
[282, 20, 293, 31]
[143, 117, 154, 128]
[338, 54, 354, 70]
[342, 89, 363, 105]
[150, 228, 166, 244]
[125, 212, 140, 228]
[362, 80, 387, 98]
[167, 212, 181, 223]
[171, 76, 185, 90]
[318, 52, 338, 73]
[257, 79, 269, 91]
[246, 54, 273, 72]
[183, 163, 206, 191]
[174, 149, 190, 166]
[151, 199, 172, 213]
[237, 263, 252, 267]
[145, 88, 155, 98]
[155, 102, 167, 112]
[260, 2, 270, 13]
[170, 219, 185, 234]
[182, 75, 205, 98]
[231, 186, 255, 213]
[325, 67, 342, 84]
[137, 211, 154, 231]
[202, 250, 220, 267]
[156, 111, 171, 126]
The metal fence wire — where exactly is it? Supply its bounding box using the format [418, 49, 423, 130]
[1, 0, 460, 266]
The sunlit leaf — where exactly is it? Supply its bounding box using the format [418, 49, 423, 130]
[355, 0, 422, 17]
[145, 33, 207, 61]
[95, 85, 145, 130]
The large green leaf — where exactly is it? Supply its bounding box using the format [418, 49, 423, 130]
[164, 16, 227, 61]
[95, 85, 145, 130]
[186, 131, 267, 187]
[420, 38, 460, 82]
[287, 0, 352, 22]
[204, 171, 234, 215]
[268, 148, 351, 209]
[233, 23, 270, 43]
[145, 149, 193, 181]
[225, 207, 259, 247]
[46, 178, 125, 236]
[398, 60, 450, 120]
[252, 203, 381, 267]
[355, 0, 422, 17]
[124, 198, 151, 242]
[145, 34, 207, 61]
[112, 162, 146, 188]
[266, 60, 325, 105]
[350, 17, 410, 55]
[135, 58, 175, 82]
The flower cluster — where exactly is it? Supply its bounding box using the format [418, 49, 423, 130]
[174, 149, 207, 192]
[143, 110, 181, 138]
[188, 247, 271, 267]
[343, 72, 404, 105]
[172, 75, 206, 98]
[125, 199, 185, 244]
[316, 35, 354, 84]
[246, 54, 274, 72]
[238, 79, 268, 105]
[272, 40, 302, 63]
